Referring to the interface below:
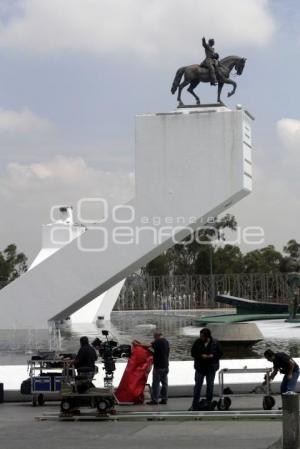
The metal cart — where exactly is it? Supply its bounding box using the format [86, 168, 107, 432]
[28, 358, 75, 406]
[59, 362, 116, 416]
[217, 367, 275, 411]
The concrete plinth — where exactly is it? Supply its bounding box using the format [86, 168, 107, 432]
[209, 323, 264, 344]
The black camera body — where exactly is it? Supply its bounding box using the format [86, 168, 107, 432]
[92, 331, 131, 386]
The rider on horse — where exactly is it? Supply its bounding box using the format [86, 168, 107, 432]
[200, 37, 219, 85]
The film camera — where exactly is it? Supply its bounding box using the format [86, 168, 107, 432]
[92, 330, 131, 387]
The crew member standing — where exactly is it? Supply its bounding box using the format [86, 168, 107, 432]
[147, 331, 170, 405]
[189, 327, 222, 410]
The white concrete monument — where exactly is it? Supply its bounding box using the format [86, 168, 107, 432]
[0, 105, 253, 329]
[28, 206, 125, 323]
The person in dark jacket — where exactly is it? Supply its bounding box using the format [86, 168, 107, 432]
[147, 331, 170, 405]
[264, 349, 299, 394]
[189, 327, 222, 410]
[74, 336, 98, 377]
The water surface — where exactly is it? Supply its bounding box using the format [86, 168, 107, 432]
[1, 311, 300, 365]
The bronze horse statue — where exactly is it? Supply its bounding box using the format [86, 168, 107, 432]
[171, 56, 246, 106]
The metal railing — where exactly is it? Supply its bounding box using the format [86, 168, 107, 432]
[114, 273, 291, 311]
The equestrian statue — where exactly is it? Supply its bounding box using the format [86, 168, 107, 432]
[171, 36, 246, 106]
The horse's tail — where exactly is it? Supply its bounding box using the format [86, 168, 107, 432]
[171, 67, 185, 94]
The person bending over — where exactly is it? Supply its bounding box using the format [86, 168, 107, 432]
[264, 349, 299, 394]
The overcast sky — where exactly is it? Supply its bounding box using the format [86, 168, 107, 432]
[0, 0, 300, 262]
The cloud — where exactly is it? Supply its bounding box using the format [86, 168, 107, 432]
[0, 155, 134, 260]
[0, 0, 276, 62]
[229, 118, 300, 253]
[0, 107, 58, 171]
[1, 155, 134, 199]
[0, 108, 54, 134]
[0, 108, 57, 169]
[277, 118, 300, 154]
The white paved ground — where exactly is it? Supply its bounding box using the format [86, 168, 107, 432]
[0, 398, 282, 449]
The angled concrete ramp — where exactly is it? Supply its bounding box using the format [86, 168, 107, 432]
[28, 206, 125, 323]
[0, 106, 253, 329]
[216, 294, 291, 314]
[71, 279, 125, 323]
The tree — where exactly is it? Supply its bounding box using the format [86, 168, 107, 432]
[194, 246, 212, 275]
[242, 245, 283, 273]
[0, 244, 28, 289]
[143, 214, 238, 276]
[283, 240, 300, 259]
[213, 244, 243, 274]
[142, 219, 300, 277]
[141, 254, 170, 276]
[281, 239, 300, 272]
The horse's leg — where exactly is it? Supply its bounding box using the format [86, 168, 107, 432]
[217, 82, 224, 103]
[187, 81, 201, 105]
[223, 78, 237, 97]
[177, 79, 190, 106]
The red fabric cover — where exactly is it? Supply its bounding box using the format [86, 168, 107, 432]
[115, 343, 153, 404]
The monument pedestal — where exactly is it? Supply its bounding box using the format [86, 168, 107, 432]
[0, 106, 254, 329]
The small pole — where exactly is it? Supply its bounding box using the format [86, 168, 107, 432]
[209, 244, 215, 306]
[282, 393, 300, 449]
